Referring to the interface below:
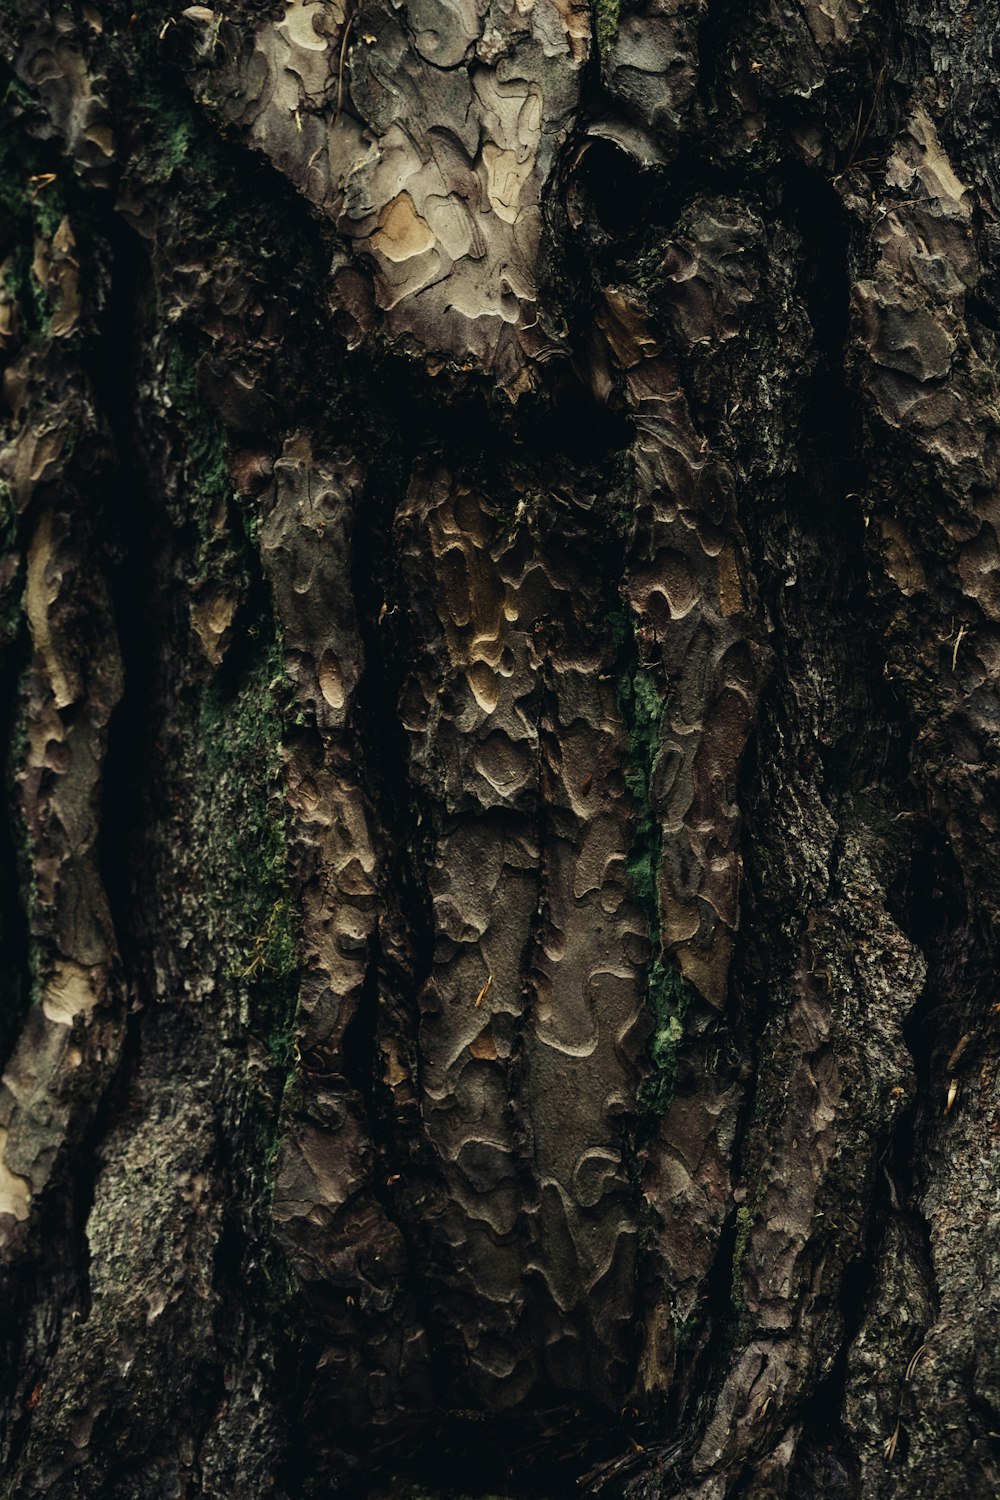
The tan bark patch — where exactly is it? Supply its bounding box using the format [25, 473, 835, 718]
[0, 1129, 32, 1223]
[26, 509, 74, 709]
[42, 960, 99, 1027]
[371, 193, 436, 263]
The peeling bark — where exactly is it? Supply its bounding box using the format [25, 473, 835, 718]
[2, 0, 1000, 1496]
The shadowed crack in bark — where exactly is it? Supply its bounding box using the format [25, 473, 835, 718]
[2, 0, 1000, 1494]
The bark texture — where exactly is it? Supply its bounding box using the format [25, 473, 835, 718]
[1, 0, 999, 1495]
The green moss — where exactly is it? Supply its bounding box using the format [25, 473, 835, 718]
[162, 331, 296, 1070]
[0, 118, 36, 219]
[731, 1204, 753, 1312]
[164, 341, 231, 508]
[615, 609, 691, 1118]
[0, 68, 78, 319]
[0, 482, 15, 547]
[195, 631, 302, 1300]
[130, 68, 241, 240]
[136, 75, 216, 183]
[623, 668, 665, 912]
[0, 119, 68, 338]
[593, 0, 620, 56]
[0, 481, 24, 649]
[642, 960, 688, 1114]
[162, 336, 251, 598]
[161, 322, 297, 1082]
[198, 637, 298, 1048]
[27, 179, 67, 242]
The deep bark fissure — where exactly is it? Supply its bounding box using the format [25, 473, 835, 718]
[4, 0, 1000, 1491]
[93, 217, 157, 1003]
[0, 635, 31, 1082]
[349, 392, 438, 989]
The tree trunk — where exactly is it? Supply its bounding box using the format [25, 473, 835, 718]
[1, 0, 999, 1495]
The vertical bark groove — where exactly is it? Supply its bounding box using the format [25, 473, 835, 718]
[2, 0, 1000, 1494]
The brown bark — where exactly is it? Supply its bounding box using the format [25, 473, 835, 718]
[1, 0, 999, 1495]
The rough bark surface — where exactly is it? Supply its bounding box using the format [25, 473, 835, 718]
[1, 0, 999, 1495]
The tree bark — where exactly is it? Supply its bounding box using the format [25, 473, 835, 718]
[1, 0, 999, 1495]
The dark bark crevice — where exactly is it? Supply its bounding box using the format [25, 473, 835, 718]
[2, 0, 999, 1492]
[0, 635, 31, 1083]
[349, 403, 437, 995]
[92, 215, 157, 1007]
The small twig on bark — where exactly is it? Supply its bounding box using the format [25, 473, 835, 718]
[334, 9, 357, 125]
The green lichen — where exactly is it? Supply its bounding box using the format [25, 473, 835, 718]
[593, 0, 620, 56]
[615, 609, 690, 1117]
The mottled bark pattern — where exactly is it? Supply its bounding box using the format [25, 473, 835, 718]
[396, 464, 647, 1403]
[1, 0, 999, 1496]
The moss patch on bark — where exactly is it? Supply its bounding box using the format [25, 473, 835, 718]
[616, 610, 690, 1118]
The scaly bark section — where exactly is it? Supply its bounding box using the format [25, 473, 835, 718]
[2, 0, 1000, 1495]
[0, 171, 124, 1330]
[395, 463, 648, 1405]
[179, 0, 589, 392]
[260, 435, 433, 1440]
